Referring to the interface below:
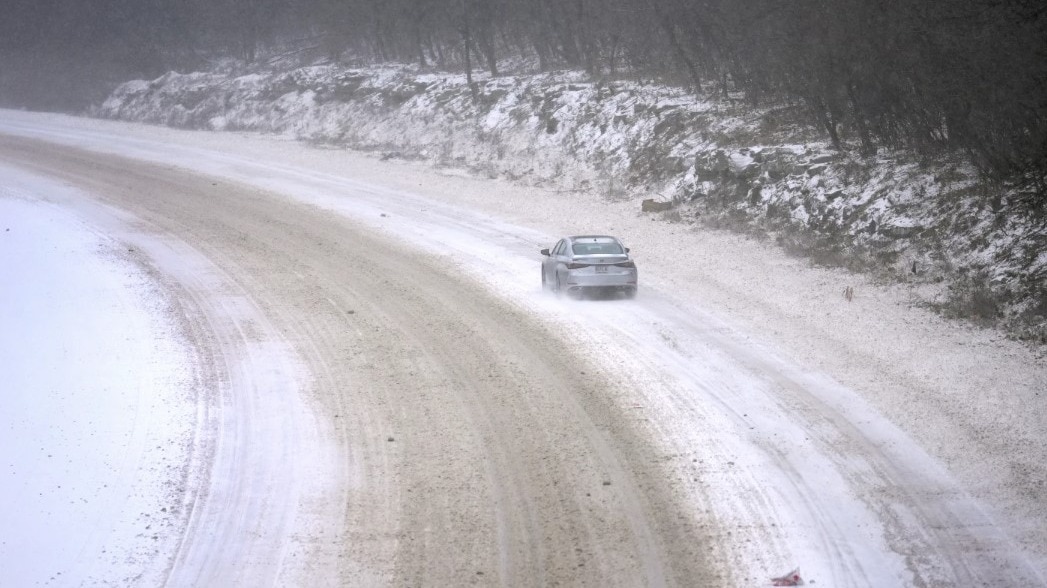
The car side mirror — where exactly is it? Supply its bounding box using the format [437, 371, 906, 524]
[540, 248, 550, 256]
[625, 247, 631, 253]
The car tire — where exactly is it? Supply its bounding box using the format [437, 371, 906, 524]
[541, 268, 547, 291]
[624, 287, 637, 299]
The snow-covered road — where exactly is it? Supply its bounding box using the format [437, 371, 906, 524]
[1, 110, 1044, 586]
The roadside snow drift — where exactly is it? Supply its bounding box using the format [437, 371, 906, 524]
[0, 171, 196, 585]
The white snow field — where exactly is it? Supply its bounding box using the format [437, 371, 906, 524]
[0, 174, 197, 585]
[1, 109, 1044, 586]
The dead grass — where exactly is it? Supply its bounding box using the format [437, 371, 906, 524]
[932, 270, 1002, 327]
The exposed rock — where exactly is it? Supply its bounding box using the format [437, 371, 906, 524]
[694, 150, 731, 180]
[748, 183, 763, 205]
[881, 224, 922, 239]
[758, 150, 798, 179]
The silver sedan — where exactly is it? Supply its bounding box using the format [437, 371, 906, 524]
[540, 235, 638, 298]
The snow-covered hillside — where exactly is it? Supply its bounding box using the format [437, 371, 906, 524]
[95, 62, 1046, 342]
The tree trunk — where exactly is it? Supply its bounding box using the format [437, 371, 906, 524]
[414, 23, 427, 68]
[810, 95, 843, 151]
[847, 81, 876, 156]
[608, 34, 620, 77]
[649, 0, 701, 93]
[460, 3, 476, 99]
[475, 0, 498, 76]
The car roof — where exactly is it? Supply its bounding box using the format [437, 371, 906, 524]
[566, 235, 620, 242]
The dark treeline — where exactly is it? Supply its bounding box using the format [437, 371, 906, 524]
[2, 0, 1045, 205]
[0, 0, 307, 108]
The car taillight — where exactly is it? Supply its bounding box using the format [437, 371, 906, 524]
[567, 262, 590, 269]
[614, 261, 636, 268]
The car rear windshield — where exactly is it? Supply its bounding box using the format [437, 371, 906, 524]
[572, 241, 624, 255]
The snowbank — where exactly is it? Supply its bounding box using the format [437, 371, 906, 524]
[95, 62, 1045, 341]
[0, 170, 198, 585]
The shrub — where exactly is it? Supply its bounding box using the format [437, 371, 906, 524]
[934, 270, 1002, 327]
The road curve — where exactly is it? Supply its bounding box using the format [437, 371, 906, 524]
[4, 121, 1044, 586]
[0, 135, 723, 586]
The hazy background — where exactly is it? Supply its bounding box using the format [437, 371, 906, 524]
[1, 0, 1045, 206]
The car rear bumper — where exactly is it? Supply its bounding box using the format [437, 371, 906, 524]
[563, 270, 637, 290]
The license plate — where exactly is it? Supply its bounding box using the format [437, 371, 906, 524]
[595, 265, 608, 273]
